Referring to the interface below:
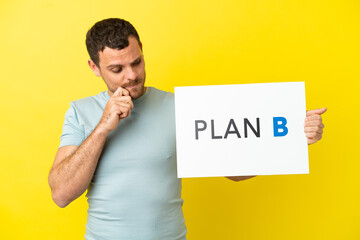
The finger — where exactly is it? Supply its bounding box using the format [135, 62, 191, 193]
[309, 134, 322, 142]
[112, 87, 124, 97]
[304, 126, 323, 134]
[305, 114, 322, 122]
[115, 102, 133, 111]
[118, 105, 131, 119]
[306, 107, 327, 116]
[306, 132, 318, 139]
[113, 96, 134, 109]
[304, 120, 323, 127]
[305, 123, 324, 130]
[116, 102, 133, 116]
[110, 99, 131, 111]
[121, 88, 130, 96]
[113, 96, 132, 103]
[307, 138, 316, 145]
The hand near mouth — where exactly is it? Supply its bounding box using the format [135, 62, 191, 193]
[98, 87, 134, 134]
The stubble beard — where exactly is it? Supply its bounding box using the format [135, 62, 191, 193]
[108, 72, 146, 99]
[128, 71, 146, 100]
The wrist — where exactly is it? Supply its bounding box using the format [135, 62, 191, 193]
[94, 123, 112, 137]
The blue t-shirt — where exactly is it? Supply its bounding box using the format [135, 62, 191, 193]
[59, 87, 187, 240]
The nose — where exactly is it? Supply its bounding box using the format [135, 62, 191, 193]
[125, 66, 137, 81]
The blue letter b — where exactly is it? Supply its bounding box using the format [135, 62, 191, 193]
[273, 117, 288, 137]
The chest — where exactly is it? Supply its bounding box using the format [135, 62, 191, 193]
[93, 106, 176, 177]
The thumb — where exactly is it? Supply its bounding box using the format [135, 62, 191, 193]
[306, 107, 327, 116]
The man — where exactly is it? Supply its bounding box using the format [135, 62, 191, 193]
[48, 18, 326, 239]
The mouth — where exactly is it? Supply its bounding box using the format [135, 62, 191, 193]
[125, 83, 139, 90]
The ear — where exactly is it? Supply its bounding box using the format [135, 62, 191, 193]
[88, 59, 101, 77]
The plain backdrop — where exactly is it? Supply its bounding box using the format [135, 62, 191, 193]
[0, 0, 359, 239]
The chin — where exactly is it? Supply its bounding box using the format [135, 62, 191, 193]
[129, 86, 145, 99]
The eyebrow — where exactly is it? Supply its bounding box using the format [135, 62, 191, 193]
[107, 56, 142, 69]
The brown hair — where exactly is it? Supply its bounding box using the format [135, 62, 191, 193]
[86, 18, 141, 67]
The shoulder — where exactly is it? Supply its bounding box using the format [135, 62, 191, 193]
[146, 87, 174, 111]
[70, 91, 108, 110]
[149, 87, 174, 100]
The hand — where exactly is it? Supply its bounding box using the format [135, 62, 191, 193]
[98, 87, 134, 134]
[225, 176, 257, 182]
[304, 107, 327, 145]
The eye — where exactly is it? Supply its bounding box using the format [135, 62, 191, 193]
[112, 67, 122, 73]
[131, 59, 141, 67]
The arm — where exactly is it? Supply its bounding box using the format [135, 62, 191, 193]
[49, 127, 108, 208]
[48, 87, 133, 208]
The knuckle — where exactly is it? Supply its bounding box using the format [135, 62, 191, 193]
[307, 132, 316, 138]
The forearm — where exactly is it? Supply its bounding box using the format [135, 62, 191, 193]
[49, 125, 109, 207]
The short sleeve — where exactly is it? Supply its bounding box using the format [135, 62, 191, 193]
[59, 102, 85, 148]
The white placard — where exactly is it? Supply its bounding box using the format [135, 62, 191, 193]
[174, 82, 309, 178]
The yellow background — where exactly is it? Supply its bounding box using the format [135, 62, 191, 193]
[1, 0, 359, 239]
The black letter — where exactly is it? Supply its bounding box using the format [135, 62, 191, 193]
[244, 118, 260, 138]
[224, 119, 241, 139]
[211, 119, 222, 139]
[195, 120, 207, 140]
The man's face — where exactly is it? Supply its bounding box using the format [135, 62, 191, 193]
[89, 36, 146, 99]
